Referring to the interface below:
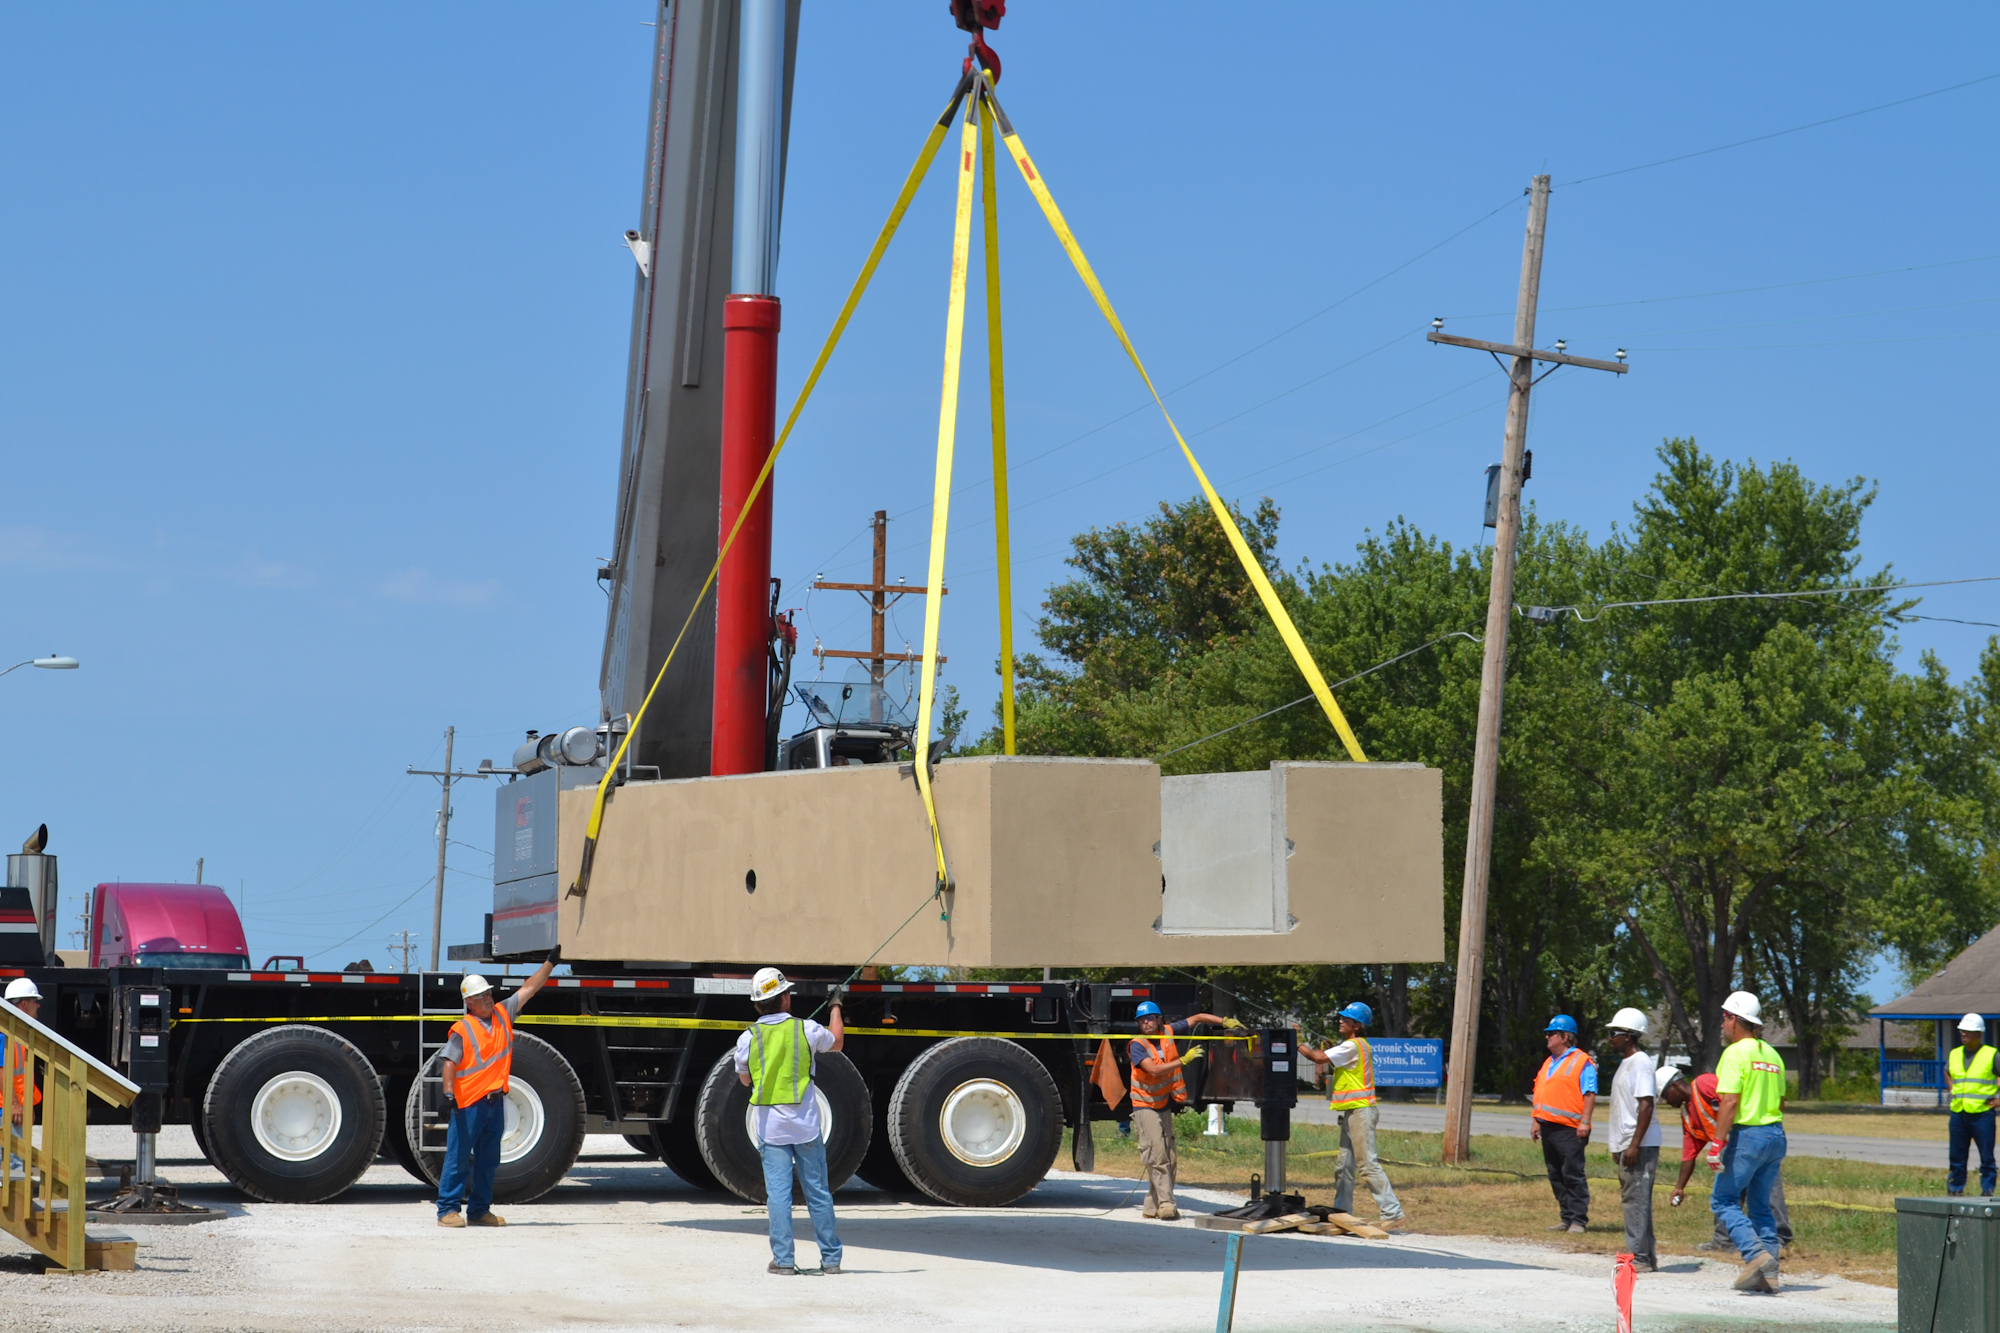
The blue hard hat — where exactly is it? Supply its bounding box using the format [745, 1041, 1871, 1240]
[1337, 1002, 1374, 1027]
[1545, 1014, 1579, 1035]
[1135, 1001, 1162, 1018]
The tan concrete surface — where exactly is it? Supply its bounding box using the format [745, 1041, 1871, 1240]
[558, 757, 1444, 968]
[5, 1128, 1894, 1332]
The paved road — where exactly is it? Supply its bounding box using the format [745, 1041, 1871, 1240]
[1294, 1102, 1941, 1169]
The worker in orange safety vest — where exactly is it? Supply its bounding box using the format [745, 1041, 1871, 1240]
[436, 947, 559, 1228]
[1, 979, 43, 1143]
[1530, 1013, 1598, 1234]
[1127, 1000, 1234, 1221]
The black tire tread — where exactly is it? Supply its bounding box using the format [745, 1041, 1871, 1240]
[886, 1037, 1061, 1208]
[201, 1024, 386, 1204]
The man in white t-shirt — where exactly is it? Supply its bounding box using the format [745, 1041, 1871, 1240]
[1604, 1007, 1660, 1272]
[734, 967, 843, 1275]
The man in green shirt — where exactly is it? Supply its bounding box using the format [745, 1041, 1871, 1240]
[1710, 991, 1787, 1294]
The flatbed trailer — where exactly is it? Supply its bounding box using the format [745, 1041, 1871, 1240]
[4, 961, 1214, 1208]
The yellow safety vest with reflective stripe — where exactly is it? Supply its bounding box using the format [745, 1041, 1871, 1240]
[1327, 1037, 1376, 1111]
[1951, 1044, 1998, 1114]
[749, 1017, 812, 1106]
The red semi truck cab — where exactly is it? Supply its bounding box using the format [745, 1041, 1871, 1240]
[89, 883, 251, 970]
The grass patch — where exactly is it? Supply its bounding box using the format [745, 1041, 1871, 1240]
[1090, 1115, 1925, 1286]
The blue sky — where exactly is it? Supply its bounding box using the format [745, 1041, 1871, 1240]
[2, 5, 1994, 985]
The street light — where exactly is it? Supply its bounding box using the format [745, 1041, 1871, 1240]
[0, 656, 80, 679]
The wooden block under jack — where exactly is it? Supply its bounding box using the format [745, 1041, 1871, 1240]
[1242, 1212, 1314, 1234]
[84, 1231, 137, 1271]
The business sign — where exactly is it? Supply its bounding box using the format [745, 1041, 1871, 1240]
[1371, 1037, 1444, 1087]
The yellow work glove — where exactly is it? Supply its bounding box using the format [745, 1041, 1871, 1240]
[1179, 1045, 1206, 1064]
[1221, 1017, 1246, 1031]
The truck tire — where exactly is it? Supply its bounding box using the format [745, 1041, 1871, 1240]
[188, 1114, 212, 1166]
[382, 1076, 429, 1183]
[650, 1116, 723, 1191]
[403, 1033, 587, 1204]
[887, 1037, 1061, 1208]
[693, 1048, 870, 1203]
[854, 1067, 919, 1194]
[201, 1025, 385, 1204]
[622, 1133, 659, 1158]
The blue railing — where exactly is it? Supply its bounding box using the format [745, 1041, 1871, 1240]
[1882, 1058, 1945, 1089]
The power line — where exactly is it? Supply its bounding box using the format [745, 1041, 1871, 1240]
[1561, 71, 2000, 187]
[1446, 252, 2000, 321]
[1897, 613, 2000, 630]
[1152, 630, 1484, 763]
[1532, 575, 2000, 624]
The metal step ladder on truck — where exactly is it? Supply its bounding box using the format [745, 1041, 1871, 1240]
[1, 834, 1233, 1208]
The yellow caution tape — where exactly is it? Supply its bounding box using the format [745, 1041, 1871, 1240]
[178, 1013, 1254, 1041]
[570, 70, 979, 899]
[979, 80, 1017, 756]
[981, 87, 1368, 763]
[911, 86, 983, 893]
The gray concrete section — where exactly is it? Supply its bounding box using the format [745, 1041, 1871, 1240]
[21, 1128, 1892, 1332]
[1302, 1101, 1945, 1169]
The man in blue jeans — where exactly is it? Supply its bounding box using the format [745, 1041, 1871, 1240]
[1709, 991, 1788, 1294]
[1947, 1012, 1997, 1197]
[437, 948, 559, 1227]
[736, 967, 843, 1275]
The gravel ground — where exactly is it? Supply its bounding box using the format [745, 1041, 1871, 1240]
[0, 1128, 1900, 1333]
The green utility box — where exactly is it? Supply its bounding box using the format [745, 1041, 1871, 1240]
[1899, 1196, 2000, 1332]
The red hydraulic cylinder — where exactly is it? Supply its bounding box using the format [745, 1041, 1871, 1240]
[711, 293, 781, 776]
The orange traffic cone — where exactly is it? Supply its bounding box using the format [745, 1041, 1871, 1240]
[1614, 1252, 1636, 1333]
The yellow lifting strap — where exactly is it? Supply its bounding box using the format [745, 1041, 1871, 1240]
[980, 80, 1017, 756]
[980, 85, 1368, 763]
[912, 88, 983, 893]
[568, 70, 979, 900]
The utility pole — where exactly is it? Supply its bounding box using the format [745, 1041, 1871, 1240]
[407, 728, 495, 972]
[1430, 176, 1628, 1162]
[811, 511, 947, 723]
[389, 929, 416, 973]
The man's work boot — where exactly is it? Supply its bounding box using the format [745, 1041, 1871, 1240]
[1157, 1203, 1180, 1221]
[470, 1212, 506, 1227]
[767, 1261, 797, 1275]
[437, 1212, 466, 1228]
[1732, 1252, 1779, 1292]
[1379, 1218, 1408, 1233]
[1142, 1202, 1158, 1219]
[1566, 1222, 1586, 1234]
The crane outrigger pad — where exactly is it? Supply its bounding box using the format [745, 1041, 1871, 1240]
[555, 758, 1442, 968]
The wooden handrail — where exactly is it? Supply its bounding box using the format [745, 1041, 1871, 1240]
[0, 998, 140, 1270]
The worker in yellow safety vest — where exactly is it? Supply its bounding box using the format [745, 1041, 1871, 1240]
[436, 947, 559, 1229]
[1710, 990, 1788, 1294]
[735, 966, 844, 1275]
[1300, 1002, 1405, 1229]
[1948, 1012, 1997, 1198]
[1127, 1000, 1234, 1221]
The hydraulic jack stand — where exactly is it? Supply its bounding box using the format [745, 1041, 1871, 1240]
[92, 982, 221, 1223]
[92, 1131, 222, 1223]
[1207, 1026, 1309, 1223]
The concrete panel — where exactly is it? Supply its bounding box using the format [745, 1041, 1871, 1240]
[556, 757, 1443, 967]
[1159, 771, 1284, 934]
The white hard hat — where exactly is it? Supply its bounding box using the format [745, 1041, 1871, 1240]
[1607, 1007, 1649, 1035]
[1962, 1013, 1987, 1033]
[1655, 1059, 1681, 1090]
[4, 979, 41, 1003]
[1720, 991, 1762, 1025]
[751, 967, 793, 1003]
[460, 974, 494, 999]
